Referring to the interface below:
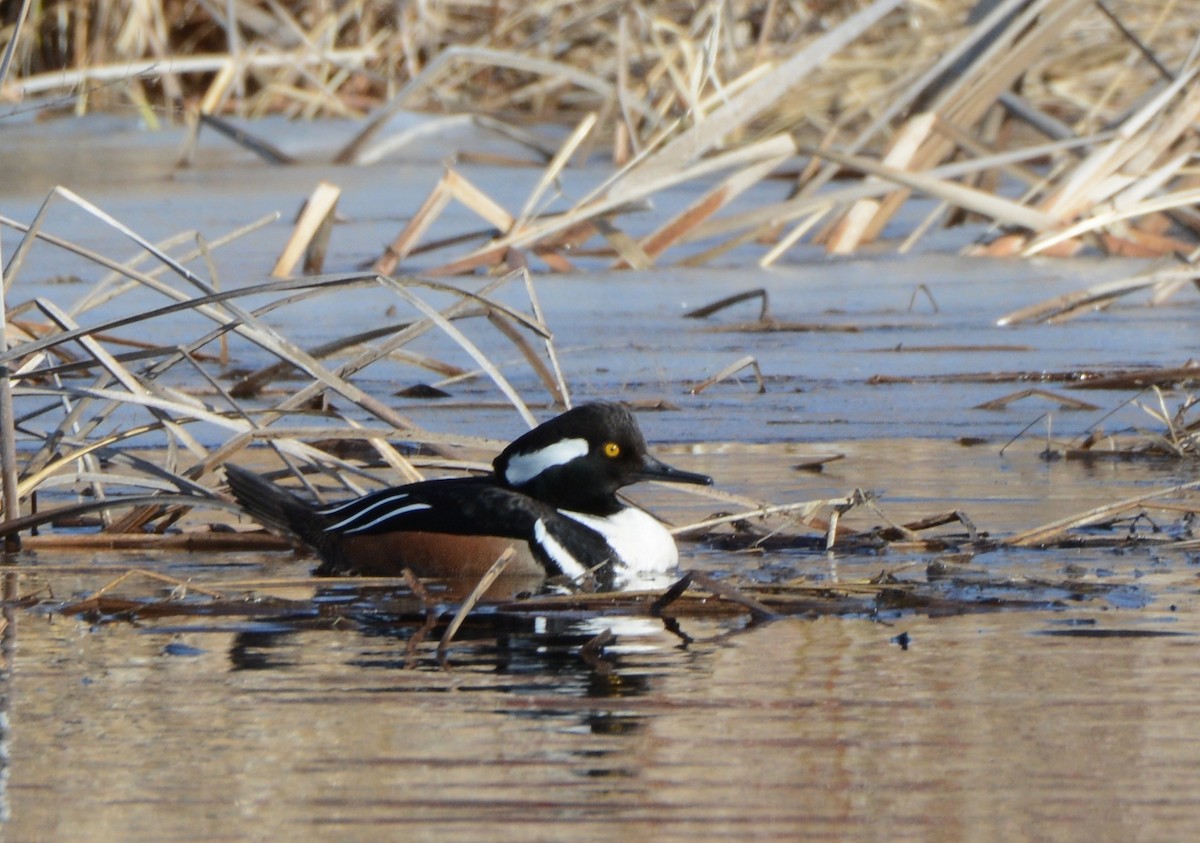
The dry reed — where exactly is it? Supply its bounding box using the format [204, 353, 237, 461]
[4, 1, 1200, 634]
[4, 1, 1200, 268]
[0, 184, 584, 544]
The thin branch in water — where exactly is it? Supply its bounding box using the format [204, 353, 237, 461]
[437, 547, 516, 666]
[688, 355, 765, 395]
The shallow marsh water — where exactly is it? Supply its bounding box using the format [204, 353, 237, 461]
[3, 113, 1200, 839]
[9, 604, 1200, 842]
[5, 442, 1200, 841]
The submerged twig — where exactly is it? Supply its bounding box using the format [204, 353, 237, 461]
[437, 547, 516, 665]
[688, 356, 766, 395]
[1006, 479, 1200, 547]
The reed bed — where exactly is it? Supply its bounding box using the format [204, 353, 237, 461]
[5, 0, 1200, 272]
[1, 177, 1199, 626]
[0, 186, 569, 537]
[5, 1, 1200, 637]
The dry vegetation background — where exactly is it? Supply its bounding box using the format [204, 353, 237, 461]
[15, 0, 1006, 123]
[1, 1, 1195, 135]
[3, 0, 1200, 613]
[5, 0, 1200, 263]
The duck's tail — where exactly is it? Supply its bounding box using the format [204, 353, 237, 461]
[224, 464, 334, 559]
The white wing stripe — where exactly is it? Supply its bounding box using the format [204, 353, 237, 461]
[323, 493, 424, 532]
[338, 502, 434, 534]
[318, 491, 408, 517]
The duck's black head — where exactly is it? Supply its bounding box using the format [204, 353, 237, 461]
[493, 402, 712, 514]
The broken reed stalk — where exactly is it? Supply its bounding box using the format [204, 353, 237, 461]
[0, 0, 32, 91]
[670, 496, 861, 538]
[609, 0, 904, 194]
[10, 47, 379, 100]
[1005, 479, 1200, 547]
[437, 546, 516, 665]
[40, 190, 425, 472]
[996, 265, 1200, 325]
[519, 267, 570, 409]
[272, 181, 341, 277]
[0, 240, 20, 550]
[689, 355, 765, 395]
[380, 279, 538, 428]
[1, 188, 570, 536]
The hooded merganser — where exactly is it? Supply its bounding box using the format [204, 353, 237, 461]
[225, 402, 712, 590]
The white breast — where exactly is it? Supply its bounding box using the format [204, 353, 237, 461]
[560, 506, 679, 588]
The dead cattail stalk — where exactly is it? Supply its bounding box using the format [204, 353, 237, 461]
[272, 181, 342, 277]
[0, 239, 21, 551]
[1006, 480, 1200, 547]
[437, 546, 516, 665]
[688, 355, 766, 395]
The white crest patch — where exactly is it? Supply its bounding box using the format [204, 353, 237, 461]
[504, 438, 589, 485]
[561, 507, 678, 585]
[533, 518, 588, 579]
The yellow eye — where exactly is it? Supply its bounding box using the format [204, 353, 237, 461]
[604, 442, 621, 458]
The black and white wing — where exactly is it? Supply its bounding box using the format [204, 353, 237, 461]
[315, 477, 618, 583]
[228, 467, 621, 585]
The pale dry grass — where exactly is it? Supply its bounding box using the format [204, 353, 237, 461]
[1, 1, 1195, 142]
[6, 1, 1200, 269]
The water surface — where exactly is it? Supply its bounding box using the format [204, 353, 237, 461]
[3, 113, 1199, 840]
[6, 594, 1198, 841]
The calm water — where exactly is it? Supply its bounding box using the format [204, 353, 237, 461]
[4, 441, 1200, 841]
[4, 113, 1200, 840]
[4, 592, 1199, 841]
